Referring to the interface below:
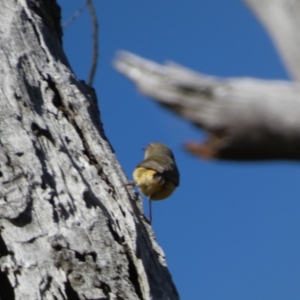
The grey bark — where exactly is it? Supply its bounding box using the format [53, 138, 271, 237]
[114, 0, 300, 161]
[0, 1, 178, 300]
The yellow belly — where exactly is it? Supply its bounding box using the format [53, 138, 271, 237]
[133, 167, 176, 200]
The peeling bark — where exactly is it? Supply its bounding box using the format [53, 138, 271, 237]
[0, 1, 178, 299]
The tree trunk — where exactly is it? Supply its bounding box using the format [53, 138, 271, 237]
[0, 1, 178, 299]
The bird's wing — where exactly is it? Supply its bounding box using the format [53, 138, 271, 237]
[137, 159, 180, 186]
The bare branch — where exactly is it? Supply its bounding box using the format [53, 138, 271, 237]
[87, 0, 99, 86]
[244, 0, 300, 81]
[62, 1, 87, 28]
[114, 51, 300, 161]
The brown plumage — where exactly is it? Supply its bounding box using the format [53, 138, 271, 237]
[133, 142, 179, 223]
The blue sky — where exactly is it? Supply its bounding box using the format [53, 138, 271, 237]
[58, 1, 300, 299]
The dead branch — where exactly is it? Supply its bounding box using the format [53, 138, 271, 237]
[114, 52, 300, 160]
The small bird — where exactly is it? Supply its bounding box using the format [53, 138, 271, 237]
[131, 142, 180, 224]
